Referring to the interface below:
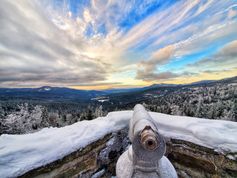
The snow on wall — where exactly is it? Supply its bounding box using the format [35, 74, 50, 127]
[0, 111, 237, 178]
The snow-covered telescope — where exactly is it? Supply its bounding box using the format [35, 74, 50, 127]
[116, 104, 177, 178]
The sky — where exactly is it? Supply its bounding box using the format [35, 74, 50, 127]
[0, 0, 236, 90]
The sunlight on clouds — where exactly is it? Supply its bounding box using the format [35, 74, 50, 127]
[0, 0, 236, 88]
[228, 8, 237, 19]
[169, 68, 237, 85]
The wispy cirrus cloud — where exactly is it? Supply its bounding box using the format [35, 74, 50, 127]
[188, 40, 237, 70]
[0, 0, 112, 88]
[0, 0, 236, 88]
[167, 40, 237, 83]
[136, 45, 175, 81]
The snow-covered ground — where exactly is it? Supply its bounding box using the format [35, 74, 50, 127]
[1, 111, 237, 178]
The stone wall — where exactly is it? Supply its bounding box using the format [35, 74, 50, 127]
[166, 139, 237, 178]
[19, 128, 237, 178]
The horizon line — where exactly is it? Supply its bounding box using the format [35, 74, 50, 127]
[0, 75, 236, 91]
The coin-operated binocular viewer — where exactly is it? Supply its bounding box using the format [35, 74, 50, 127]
[116, 104, 177, 178]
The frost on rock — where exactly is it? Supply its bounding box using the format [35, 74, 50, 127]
[98, 128, 130, 165]
[91, 169, 105, 178]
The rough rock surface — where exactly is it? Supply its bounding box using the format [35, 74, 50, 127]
[166, 139, 237, 178]
[19, 128, 237, 178]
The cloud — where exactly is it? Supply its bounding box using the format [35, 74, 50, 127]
[136, 45, 175, 81]
[137, 40, 237, 82]
[155, 40, 237, 83]
[174, 22, 237, 57]
[118, 0, 237, 58]
[132, 1, 237, 83]
[0, 0, 111, 87]
[136, 71, 179, 82]
[190, 40, 237, 67]
[219, 40, 237, 58]
[149, 45, 175, 65]
[183, 40, 237, 77]
[228, 5, 237, 19]
[0, 0, 236, 88]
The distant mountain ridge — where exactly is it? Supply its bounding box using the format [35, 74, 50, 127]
[0, 86, 106, 101]
[0, 76, 236, 102]
[189, 80, 215, 85]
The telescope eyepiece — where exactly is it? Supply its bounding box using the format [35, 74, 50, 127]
[140, 126, 158, 151]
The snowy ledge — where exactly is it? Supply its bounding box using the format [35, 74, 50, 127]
[0, 111, 237, 178]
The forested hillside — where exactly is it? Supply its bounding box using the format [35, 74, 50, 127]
[0, 77, 236, 134]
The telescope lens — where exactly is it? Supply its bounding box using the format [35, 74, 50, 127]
[148, 140, 154, 146]
[140, 128, 158, 151]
